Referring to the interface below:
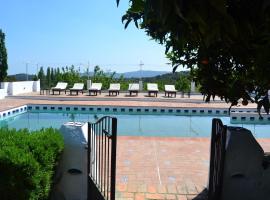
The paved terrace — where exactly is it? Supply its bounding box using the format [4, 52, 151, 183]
[1, 91, 257, 112]
[116, 137, 270, 200]
[1, 92, 268, 200]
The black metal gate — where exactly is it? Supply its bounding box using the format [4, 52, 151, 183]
[208, 118, 227, 200]
[87, 116, 117, 200]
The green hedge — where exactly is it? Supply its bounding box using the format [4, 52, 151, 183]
[0, 128, 64, 200]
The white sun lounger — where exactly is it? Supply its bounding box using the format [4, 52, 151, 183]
[128, 83, 139, 96]
[51, 82, 68, 95]
[109, 83, 120, 96]
[69, 83, 84, 95]
[147, 83, 159, 97]
[88, 83, 102, 96]
[165, 85, 177, 97]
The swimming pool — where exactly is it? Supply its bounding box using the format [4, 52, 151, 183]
[1, 112, 270, 138]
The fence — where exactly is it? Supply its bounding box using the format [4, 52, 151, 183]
[87, 116, 117, 200]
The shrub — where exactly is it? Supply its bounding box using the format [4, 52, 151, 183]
[0, 128, 64, 200]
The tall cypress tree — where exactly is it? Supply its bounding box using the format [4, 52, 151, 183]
[46, 67, 51, 87]
[56, 67, 61, 81]
[38, 67, 45, 88]
[50, 68, 54, 85]
[38, 67, 45, 80]
[0, 29, 8, 82]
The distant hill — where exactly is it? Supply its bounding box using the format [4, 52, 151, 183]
[7, 73, 36, 81]
[80, 70, 169, 78]
[141, 71, 190, 82]
[120, 70, 169, 78]
[9, 70, 183, 82]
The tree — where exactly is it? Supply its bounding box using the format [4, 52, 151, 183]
[38, 67, 45, 80]
[118, 0, 270, 110]
[176, 74, 191, 93]
[58, 65, 81, 87]
[46, 67, 51, 87]
[92, 66, 118, 89]
[94, 65, 101, 77]
[0, 29, 8, 82]
[38, 67, 46, 88]
[50, 68, 55, 85]
[56, 67, 61, 81]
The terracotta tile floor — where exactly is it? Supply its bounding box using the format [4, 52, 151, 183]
[116, 137, 210, 200]
[115, 137, 270, 200]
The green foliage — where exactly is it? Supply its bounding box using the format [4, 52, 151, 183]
[0, 29, 8, 82]
[91, 66, 188, 91]
[38, 65, 193, 92]
[7, 74, 36, 81]
[39, 66, 81, 88]
[119, 0, 270, 109]
[46, 67, 51, 88]
[50, 69, 55, 85]
[118, 74, 131, 90]
[140, 71, 191, 91]
[5, 76, 16, 82]
[92, 66, 129, 90]
[0, 128, 64, 200]
[92, 65, 118, 89]
[33, 75, 38, 81]
[56, 65, 81, 87]
[38, 67, 46, 89]
[175, 74, 191, 92]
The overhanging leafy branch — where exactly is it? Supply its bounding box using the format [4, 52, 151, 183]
[118, 0, 270, 113]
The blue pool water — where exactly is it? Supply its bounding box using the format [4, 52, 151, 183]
[0, 112, 270, 138]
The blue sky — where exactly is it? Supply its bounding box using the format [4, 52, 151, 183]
[0, 0, 174, 75]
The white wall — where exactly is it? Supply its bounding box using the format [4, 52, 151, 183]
[33, 80, 40, 92]
[53, 123, 88, 199]
[1, 82, 10, 93]
[0, 82, 8, 99]
[10, 81, 34, 95]
[0, 89, 6, 99]
[0, 80, 40, 97]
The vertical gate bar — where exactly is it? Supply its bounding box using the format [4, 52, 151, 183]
[95, 123, 98, 183]
[110, 117, 117, 200]
[100, 120, 102, 188]
[93, 123, 96, 181]
[106, 117, 109, 198]
[104, 118, 108, 199]
[99, 120, 102, 188]
[103, 117, 107, 198]
[101, 118, 104, 195]
[107, 118, 110, 200]
[92, 123, 95, 179]
[97, 121, 100, 186]
[104, 117, 107, 196]
[91, 124, 94, 178]
[98, 122, 100, 186]
[87, 122, 90, 199]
